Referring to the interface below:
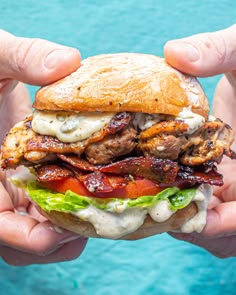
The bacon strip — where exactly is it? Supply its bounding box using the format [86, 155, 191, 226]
[57, 154, 97, 171]
[107, 112, 133, 133]
[81, 172, 128, 193]
[99, 157, 179, 184]
[37, 164, 74, 182]
[177, 165, 223, 186]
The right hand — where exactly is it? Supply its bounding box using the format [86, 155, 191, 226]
[164, 25, 236, 258]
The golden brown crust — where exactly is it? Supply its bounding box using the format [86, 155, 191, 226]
[34, 53, 209, 118]
[43, 202, 197, 240]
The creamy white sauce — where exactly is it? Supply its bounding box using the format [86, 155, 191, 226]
[72, 185, 212, 239]
[32, 110, 115, 143]
[180, 184, 212, 233]
[106, 199, 130, 213]
[156, 146, 165, 151]
[73, 200, 176, 239]
[133, 113, 161, 130]
[208, 115, 216, 122]
[176, 106, 205, 134]
[133, 108, 205, 135]
[32, 108, 206, 143]
[148, 200, 176, 222]
[73, 206, 147, 239]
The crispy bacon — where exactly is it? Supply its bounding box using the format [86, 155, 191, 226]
[107, 112, 133, 133]
[99, 157, 179, 184]
[57, 154, 98, 171]
[177, 165, 223, 186]
[36, 164, 74, 182]
[34, 155, 224, 190]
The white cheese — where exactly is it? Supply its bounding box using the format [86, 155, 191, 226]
[31, 110, 115, 143]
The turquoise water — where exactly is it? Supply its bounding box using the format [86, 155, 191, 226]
[0, 1, 236, 294]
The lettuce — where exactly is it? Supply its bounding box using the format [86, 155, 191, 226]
[27, 181, 197, 213]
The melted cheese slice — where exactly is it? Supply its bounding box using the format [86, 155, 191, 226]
[32, 110, 115, 143]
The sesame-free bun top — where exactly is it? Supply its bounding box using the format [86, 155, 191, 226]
[34, 53, 209, 118]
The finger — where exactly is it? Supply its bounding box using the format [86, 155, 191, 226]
[0, 211, 84, 255]
[0, 183, 83, 254]
[0, 83, 32, 143]
[0, 168, 31, 209]
[207, 195, 222, 209]
[164, 24, 236, 76]
[169, 232, 236, 258]
[0, 238, 87, 266]
[213, 75, 236, 126]
[0, 30, 81, 85]
[213, 75, 236, 150]
[201, 202, 236, 237]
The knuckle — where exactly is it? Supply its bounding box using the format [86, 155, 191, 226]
[13, 38, 43, 73]
[201, 32, 227, 65]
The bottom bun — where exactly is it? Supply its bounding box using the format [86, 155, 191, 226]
[44, 202, 198, 240]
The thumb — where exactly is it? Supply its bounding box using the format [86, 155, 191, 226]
[164, 24, 236, 77]
[0, 30, 81, 85]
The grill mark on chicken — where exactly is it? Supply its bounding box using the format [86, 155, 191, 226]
[138, 119, 235, 165]
[138, 135, 187, 160]
[1, 114, 235, 172]
[180, 120, 235, 165]
[139, 120, 189, 139]
[0, 112, 132, 168]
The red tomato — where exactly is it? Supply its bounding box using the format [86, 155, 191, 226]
[41, 177, 165, 198]
[94, 178, 164, 198]
[43, 177, 95, 197]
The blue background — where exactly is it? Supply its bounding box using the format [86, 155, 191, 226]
[0, 1, 236, 294]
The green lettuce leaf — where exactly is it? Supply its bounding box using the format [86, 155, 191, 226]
[27, 180, 197, 213]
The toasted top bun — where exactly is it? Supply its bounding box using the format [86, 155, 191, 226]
[41, 202, 197, 240]
[34, 53, 209, 118]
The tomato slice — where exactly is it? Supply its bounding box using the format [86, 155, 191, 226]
[94, 178, 164, 198]
[42, 177, 95, 197]
[41, 177, 164, 198]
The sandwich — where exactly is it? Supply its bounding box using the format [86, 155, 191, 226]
[1, 53, 235, 240]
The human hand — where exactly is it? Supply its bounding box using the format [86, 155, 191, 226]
[164, 24, 236, 258]
[0, 30, 87, 265]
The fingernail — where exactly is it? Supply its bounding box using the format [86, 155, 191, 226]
[44, 49, 70, 69]
[174, 42, 200, 62]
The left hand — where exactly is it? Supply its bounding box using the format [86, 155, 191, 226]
[0, 30, 87, 266]
[164, 25, 236, 258]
